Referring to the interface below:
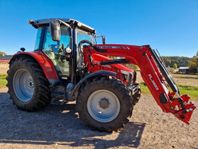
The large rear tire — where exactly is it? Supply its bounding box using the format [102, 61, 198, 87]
[7, 57, 51, 111]
[76, 77, 134, 132]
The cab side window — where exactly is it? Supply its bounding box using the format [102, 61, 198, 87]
[42, 26, 71, 77]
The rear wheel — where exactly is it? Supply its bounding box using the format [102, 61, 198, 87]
[76, 77, 134, 132]
[7, 57, 51, 111]
[13, 69, 35, 102]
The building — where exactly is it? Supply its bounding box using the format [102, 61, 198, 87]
[178, 67, 189, 74]
[0, 55, 12, 63]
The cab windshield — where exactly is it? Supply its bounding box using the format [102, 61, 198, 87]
[77, 28, 96, 45]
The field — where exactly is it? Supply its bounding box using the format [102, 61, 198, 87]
[0, 74, 7, 88]
[0, 62, 9, 75]
[172, 73, 198, 87]
[140, 83, 198, 100]
[137, 72, 198, 100]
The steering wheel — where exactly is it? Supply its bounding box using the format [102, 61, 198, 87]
[78, 40, 106, 53]
[78, 40, 93, 54]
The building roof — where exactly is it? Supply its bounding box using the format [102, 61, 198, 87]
[179, 67, 189, 69]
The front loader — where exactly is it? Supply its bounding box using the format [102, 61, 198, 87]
[7, 18, 195, 131]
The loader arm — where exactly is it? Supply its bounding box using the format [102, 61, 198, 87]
[83, 44, 196, 124]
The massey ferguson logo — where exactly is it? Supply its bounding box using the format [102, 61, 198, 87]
[148, 74, 159, 91]
[97, 45, 130, 50]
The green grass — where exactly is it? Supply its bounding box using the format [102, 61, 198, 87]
[140, 83, 198, 100]
[178, 85, 198, 100]
[140, 83, 150, 93]
[0, 74, 7, 88]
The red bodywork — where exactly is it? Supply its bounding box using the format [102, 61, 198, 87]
[11, 51, 59, 82]
[90, 53, 134, 84]
[83, 44, 196, 124]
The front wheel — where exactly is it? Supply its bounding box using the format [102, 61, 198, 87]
[76, 77, 134, 132]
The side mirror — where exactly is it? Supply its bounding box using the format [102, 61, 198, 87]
[50, 20, 61, 41]
[20, 47, 26, 52]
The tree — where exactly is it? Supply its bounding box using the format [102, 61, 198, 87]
[162, 56, 190, 67]
[196, 51, 198, 57]
[173, 63, 177, 69]
[188, 57, 198, 73]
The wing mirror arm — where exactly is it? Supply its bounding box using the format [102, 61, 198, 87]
[96, 35, 106, 44]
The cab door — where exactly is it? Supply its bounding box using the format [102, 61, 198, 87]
[41, 26, 71, 78]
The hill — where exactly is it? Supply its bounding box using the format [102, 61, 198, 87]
[161, 56, 190, 67]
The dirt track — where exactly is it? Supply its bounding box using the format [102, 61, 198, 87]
[0, 88, 197, 149]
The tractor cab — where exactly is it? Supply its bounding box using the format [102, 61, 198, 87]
[30, 18, 97, 79]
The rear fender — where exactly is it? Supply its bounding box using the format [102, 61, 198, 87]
[10, 51, 59, 85]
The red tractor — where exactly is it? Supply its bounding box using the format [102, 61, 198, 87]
[7, 18, 195, 131]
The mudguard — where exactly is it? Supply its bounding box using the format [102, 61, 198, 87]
[71, 70, 116, 98]
[10, 51, 59, 85]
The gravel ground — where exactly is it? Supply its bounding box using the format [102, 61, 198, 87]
[0, 88, 197, 149]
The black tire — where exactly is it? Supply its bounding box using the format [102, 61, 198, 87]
[76, 77, 134, 132]
[7, 56, 51, 111]
[132, 87, 141, 105]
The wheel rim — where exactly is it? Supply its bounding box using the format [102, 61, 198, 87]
[13, 69, 35, 102]
[87, 90, 120, 123]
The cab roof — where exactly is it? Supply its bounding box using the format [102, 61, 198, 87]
[29, 18, 96, 34]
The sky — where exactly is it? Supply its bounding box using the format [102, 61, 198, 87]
[0, 0, 198, 57]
